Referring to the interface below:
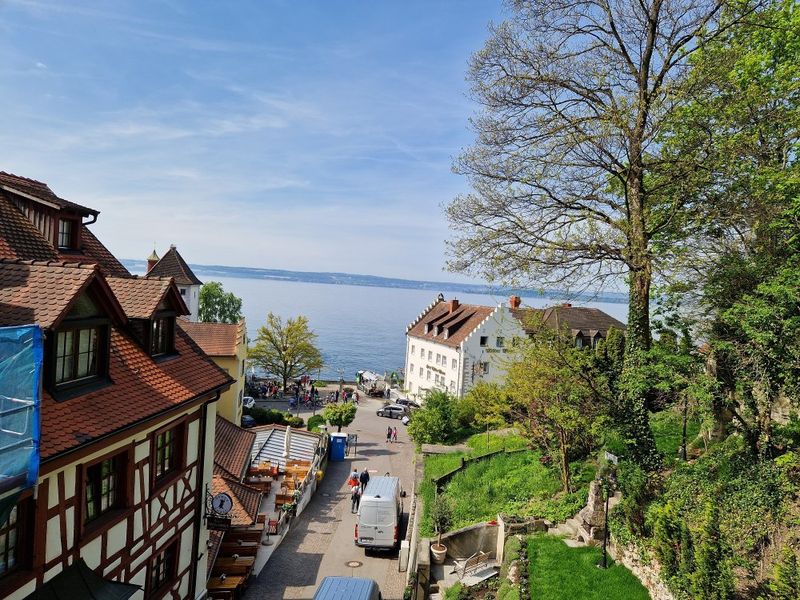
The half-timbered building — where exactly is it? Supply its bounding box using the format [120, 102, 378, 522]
[0, 172, 233, 599]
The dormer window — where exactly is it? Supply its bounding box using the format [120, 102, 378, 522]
[150, 316, 175, 357]
[58, 218, 77, 250]
[55, 327, 99, 383]
[51, 293, 110, 395]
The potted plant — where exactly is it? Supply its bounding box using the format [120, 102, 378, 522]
[430, 494, 452, 564]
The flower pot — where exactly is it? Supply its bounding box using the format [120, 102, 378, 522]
[431, 543, 447, 564]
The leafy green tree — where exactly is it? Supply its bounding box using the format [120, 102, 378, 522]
[198, 281, 243, 324]
[407, 390, 456, 445]
[504, 322, 605, 492]
[455, 381, 507, 432]
[248, 313, 324, 392]
[321, 402, 357, 433]
[717, 262, 800, 456]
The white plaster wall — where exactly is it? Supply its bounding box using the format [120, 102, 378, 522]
[28, 402, 212, 600]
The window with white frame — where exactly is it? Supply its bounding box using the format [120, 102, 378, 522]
[428, 350, 432, 360]
[452, 358, 457, 369]
[496, 337, 504, 348]
[436, 353, 441, 364]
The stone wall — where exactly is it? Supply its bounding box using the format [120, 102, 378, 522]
[608, 540, 676, 600]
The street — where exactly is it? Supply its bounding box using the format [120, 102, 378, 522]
[244, 395, 416, 600]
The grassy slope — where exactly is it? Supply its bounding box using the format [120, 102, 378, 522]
[528, 535, 650, 600]
[419, 431, 594, 536]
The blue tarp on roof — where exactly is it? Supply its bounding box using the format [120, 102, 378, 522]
[0, 325, 42, 496]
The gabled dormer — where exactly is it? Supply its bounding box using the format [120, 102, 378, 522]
[106, 276, 189, 359]
[43, 268, 127, 399]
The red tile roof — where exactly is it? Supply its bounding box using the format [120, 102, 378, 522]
[147, 246, 202, 286]
[214, 416, 256, 480]
[0, 260, 101, 328]
[107, 276, 188, 320]
[0, 171, 97, 215]
[211, 471, 261, 527]
[179, 320, 245, 357]
[406, 299, 495, 348]
[511, 305, 626, 336]
[40, 326, 233, 459]
[0, 194, 59, 262]
[70, 227, 131, 277]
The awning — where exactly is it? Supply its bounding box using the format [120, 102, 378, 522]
[23, 558, 140, 600]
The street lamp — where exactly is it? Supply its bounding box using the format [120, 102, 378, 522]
[597, 470, 617, 570]
[338, 368, 344, 400]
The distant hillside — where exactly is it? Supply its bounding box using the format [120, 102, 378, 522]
[121, 259, 628, 304]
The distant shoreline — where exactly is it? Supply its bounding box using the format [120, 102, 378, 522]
[122, 259, 628, 305]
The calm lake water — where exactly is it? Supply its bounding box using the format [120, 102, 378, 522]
[203, 276, 629, 381]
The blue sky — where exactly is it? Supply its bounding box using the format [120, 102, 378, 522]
[0, 0, 505, 281]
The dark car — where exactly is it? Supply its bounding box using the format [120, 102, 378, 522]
[241, 415, 257, 428]
[376, 404, 408, 419]
[394, 398, 421, 410]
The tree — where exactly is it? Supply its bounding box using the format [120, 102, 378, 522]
[248, 313, 324, 392]
[446, 0, 757, 468]
[407, 390, 456, 445]
[504, 320, 605, 492]
[198, 281, 243, 324]
[430, 494, 453, 548]
[691, 503, 734, 600]
[322, 402, 357, 433]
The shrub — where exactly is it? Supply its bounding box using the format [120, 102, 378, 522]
[407, 390, 456, 445]
[307, 414, 325, 432]
[767, 547, 800, 599]
[246, 406, 295, 426]
[286, 416, 305, 428]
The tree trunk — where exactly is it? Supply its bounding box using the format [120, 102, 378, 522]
[559, 429, 571, 494]
[680, 394, 688, 461]
[337, 424, 342, 432]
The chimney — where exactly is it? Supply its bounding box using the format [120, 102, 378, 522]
[448, 299, 460, 313]
[509, 295, 521, 309]
[146, 248, 159, 274]
[562, 302, 572, 308]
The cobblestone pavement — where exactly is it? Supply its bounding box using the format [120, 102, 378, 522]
[244, 396, 416, 600]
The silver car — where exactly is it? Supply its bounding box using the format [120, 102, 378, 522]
[376, 404, 407, 419]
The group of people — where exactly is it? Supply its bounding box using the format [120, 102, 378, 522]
[386, 426, 398, 443]
[348, 467, 371, 513]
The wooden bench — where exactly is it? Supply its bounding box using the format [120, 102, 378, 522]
[453, 551, 490, 579]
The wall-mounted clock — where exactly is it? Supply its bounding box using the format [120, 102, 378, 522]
[211, 492, 233, 515]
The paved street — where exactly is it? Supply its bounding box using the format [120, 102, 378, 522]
[244, 395, 416, 600]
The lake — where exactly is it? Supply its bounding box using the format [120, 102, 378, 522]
[201, 276, 629, 381]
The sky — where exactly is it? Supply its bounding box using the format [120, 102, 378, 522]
[0, 0, 507, 282]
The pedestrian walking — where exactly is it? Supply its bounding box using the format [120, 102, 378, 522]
[351, 485, 361, 513]
[335, 390, 340, 403]
[359, 467, 370, 493]
[354, 391, 359, 405]
[392, 427, 398, 443]
[348, 469, 359, 488]
[386, 426, 392, 443]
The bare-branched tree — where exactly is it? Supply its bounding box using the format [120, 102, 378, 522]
[447, 0, 760, 467]
[448, 0, 757, 353]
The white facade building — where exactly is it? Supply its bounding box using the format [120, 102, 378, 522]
[404, 295, 626, 401]
[146, 245, 203, 322]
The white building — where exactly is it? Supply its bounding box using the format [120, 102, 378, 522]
[404, 295, 626, 400]
[146, 245, 203, 321]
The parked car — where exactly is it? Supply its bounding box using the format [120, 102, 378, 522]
[242, 396, 255, 409]
[241, 415, 257, 428]
[376, 404, 407, 419]
[394, 398, 420, 410]
[401, 415, 410, 426]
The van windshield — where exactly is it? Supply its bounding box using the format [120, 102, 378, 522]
[359, 502, 394, 526]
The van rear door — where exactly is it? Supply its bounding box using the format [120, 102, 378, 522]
[356, 500, 395, 548]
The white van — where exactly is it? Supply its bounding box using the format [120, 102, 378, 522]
[354, 476, 402, 550]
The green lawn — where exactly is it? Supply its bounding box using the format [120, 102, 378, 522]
[651, 409, 702, 462]
[528, 535, 650, 600]
[419, 431, 594, 536]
